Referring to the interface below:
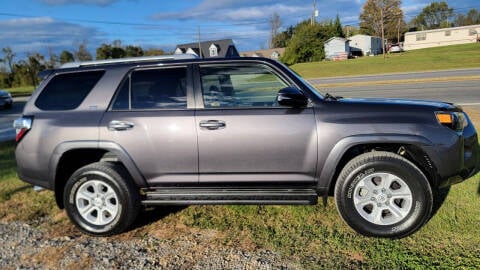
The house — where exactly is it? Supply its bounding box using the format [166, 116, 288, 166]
[175, 39, 240, 58]
[324, 37, 350, 60]
[349, 34, 383, 56]
[404, 24, 480, 51]
[241, 48, 286, 60]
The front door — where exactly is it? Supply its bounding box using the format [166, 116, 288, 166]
[99, 65, 198, 185]
[195, 62, 317, 184]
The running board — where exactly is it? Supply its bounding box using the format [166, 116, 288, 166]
[141, 188, 318, 205]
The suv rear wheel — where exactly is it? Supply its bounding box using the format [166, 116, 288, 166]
[63, 162, 140, 236]
[335, 151, 433, 238]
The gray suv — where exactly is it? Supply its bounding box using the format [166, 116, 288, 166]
[14, 55, 479, 238]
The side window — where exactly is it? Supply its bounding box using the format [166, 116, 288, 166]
[200, 64, 288, 108]
[35, 70, 105, 111]
[112, 67, 187, 110]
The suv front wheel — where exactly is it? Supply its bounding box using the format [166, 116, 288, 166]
[335, 151, 433, 238]
[63, 162, 140, 236]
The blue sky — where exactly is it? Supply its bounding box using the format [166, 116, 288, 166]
[0, 0, 478, 58]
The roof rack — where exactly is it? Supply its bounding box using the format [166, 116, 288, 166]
[60, 53, 198, 69]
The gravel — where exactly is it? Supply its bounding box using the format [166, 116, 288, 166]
[0, 221, 299, 269]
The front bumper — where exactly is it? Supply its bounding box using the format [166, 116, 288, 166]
[437, 115, 479, 187]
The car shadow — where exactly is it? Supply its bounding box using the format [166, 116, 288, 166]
[130, 205, 187, 229]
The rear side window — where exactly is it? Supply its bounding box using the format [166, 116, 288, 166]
[112, 67, 187, 110]
[35, 70, 105, 110]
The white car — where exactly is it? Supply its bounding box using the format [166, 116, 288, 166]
[389, 45, 403, 53]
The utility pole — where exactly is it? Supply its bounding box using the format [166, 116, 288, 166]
[380, 5, 385, 60]
[311, 0, 317, 25]
[197, 26, 202, 58]
[397, 17, 401, 44]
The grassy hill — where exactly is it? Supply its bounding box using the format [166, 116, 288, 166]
[291, 43, 480, 78]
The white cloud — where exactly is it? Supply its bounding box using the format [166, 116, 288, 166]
[0, 17, 104, 56]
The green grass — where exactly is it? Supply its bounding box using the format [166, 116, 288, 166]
[1, 116, 479, 268]
[291, 43, 480, 78]
[4, 85, 35, 97]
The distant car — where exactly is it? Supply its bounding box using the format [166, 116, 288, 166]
[0, 89, 13, 109]
[389, 44, 403, 53]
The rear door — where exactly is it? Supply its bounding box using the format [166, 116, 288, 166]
[99, 65, 198, 185]
[195, 62, 318, 184]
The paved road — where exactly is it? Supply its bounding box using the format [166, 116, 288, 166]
[0, 96, 29, 142]
[310, 68, 480, 84]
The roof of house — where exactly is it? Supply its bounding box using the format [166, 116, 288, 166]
[176, 39, 238, 58]
[349, 34, 381, 39]
[405, 24, 480, 35]
[325, 37, 349, 44]
[241, 48, 285, 58]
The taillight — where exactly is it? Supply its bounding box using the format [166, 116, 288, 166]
[13, 116, 33, 142]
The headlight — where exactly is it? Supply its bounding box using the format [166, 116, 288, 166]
[435, 111, 468, 131]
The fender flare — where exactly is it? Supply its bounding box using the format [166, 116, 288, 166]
[318, 134, 435, 197]
[49, 140, 147, 190]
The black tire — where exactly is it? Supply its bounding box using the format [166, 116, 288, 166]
[63, 162, 140, 236]
[335, 151, 433, 238]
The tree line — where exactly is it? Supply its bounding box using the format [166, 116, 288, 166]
[0, 41, 166, 89]
[271, 0, 479, 65]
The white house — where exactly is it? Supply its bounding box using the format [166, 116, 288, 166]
[404, 24, 480, 50]
[349, 34, 383, 56]
[324, 37, 350, 60]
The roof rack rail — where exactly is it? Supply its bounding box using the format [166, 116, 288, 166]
[60, 53, 198, 69]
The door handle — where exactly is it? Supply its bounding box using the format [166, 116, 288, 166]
[199, 120, 226, 130]
[108, 120, 135, 131]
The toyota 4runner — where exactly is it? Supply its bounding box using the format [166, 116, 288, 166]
[14, 55, 479, 238]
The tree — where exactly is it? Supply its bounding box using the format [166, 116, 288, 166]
[411, 1, 453, 30]
[281, 20, 338, 65]
[334, 14, 345, 38]
[96, 44, 112, 60]
[125, 45, 144, 57]
[75, 40, 93, 61]
[272, 25, 294, 48]
[47, 47, 58, 69]
[144, 48, 165, 56]
[27, 53, 46, 87]
[2, 47, 15, 72]
[359, 0, 404, 58]
[59, 50, 75, 64]
[455, 9, 480, 26]
[269, 13, 282, 49]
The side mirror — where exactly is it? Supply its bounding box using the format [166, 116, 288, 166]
[277, 87, 308, 107]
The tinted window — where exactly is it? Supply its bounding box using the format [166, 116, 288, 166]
[200, 64, 288, 108]
[112, 67, 187, 110]
[35, 71, 105, 110]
